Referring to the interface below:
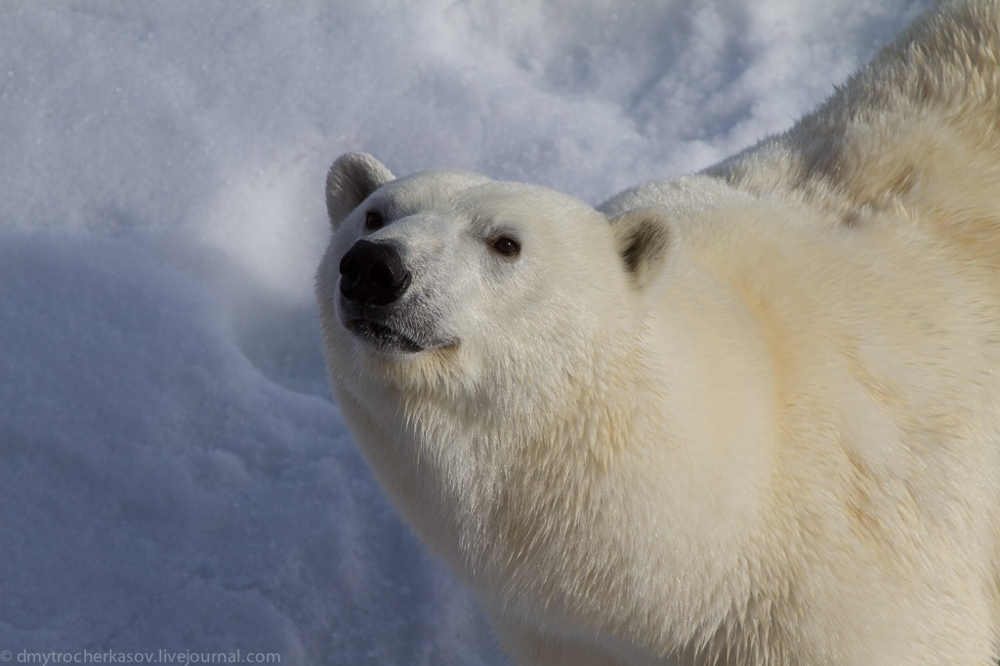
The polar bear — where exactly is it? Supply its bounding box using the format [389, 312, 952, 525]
[315, 1, 1000, 664]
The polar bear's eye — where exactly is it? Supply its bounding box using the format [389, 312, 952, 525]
[364, 210, 384, 231]
[490, 235, 521, 258]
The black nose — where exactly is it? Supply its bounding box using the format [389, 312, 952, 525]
[339, 240, 411, 305]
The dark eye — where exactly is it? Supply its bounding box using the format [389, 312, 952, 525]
[364, 210, 384, 231]
[490, 235, 521, 258]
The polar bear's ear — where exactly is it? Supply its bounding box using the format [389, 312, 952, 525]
[325, 152, 395, 228]
[609, 207, 675, 289]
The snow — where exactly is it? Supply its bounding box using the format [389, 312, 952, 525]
[0, 1, 929, 663]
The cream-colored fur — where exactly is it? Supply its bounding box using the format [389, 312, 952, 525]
[316, 1, 1000, 663]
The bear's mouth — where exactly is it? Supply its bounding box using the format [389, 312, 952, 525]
[345, 318, 426, 353]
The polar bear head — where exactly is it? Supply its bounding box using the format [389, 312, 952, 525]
[315, 152, 681, 587]
[316, 153, 674, 401]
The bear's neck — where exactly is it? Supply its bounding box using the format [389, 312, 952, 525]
[405, 258, 785, 650]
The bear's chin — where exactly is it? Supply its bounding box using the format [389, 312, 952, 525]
[345, 318, 457, 355]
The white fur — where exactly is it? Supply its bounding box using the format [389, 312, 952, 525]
[316, 1, 1000, 663]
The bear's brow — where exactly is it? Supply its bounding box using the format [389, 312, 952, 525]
[363, 196, 408, 220]
[465, 211, 516, 237]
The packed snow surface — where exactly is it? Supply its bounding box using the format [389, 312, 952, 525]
[0, 1, 929, 663]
